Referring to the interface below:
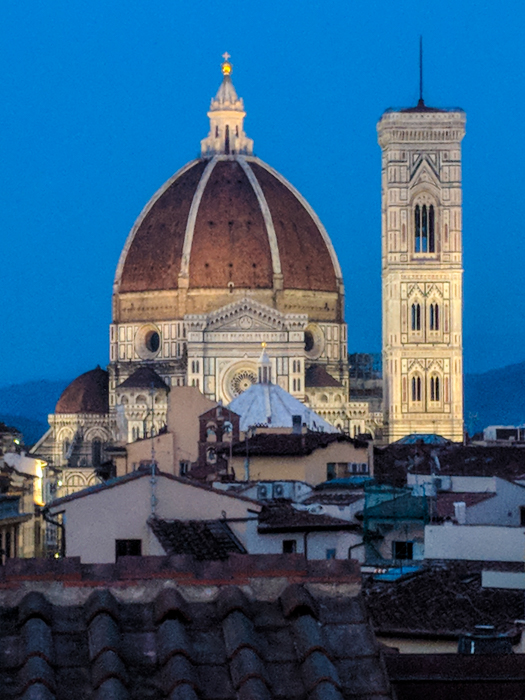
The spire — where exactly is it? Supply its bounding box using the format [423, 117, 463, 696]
[418, 35, 425, 107]
[257, 343, 272, 384]
[200, 54, 254, 158]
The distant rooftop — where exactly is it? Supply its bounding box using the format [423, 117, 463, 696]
[394, 434, 451, 445]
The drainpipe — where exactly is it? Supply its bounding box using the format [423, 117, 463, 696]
[304, 531, 310, 561]
[42, 509, 66, 558]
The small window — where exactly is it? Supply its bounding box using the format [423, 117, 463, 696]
[430, 303, 440, 331]
[393, 541, 413, 560]
[116, 539, 142, 559]
[519, 507, 525, 526]
[326, 549, 336, 560]
[430, 376, 440, 402]
[282, 539, 297, 554]
[179, 461, 190, 476]
[411, 303, 421, 331]
[327, 463, 336, 481]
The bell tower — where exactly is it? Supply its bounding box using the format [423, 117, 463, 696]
[377, 98, 466, 443]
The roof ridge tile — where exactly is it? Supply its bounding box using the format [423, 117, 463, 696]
[91, 649, 129, 690]
[216, 586, 252, 620]
[93, 677, 130, 700]
[84, 590, 119, 625]
[167, 682, 201, 700]
[88, 613, 121, 662]
[230, 647, 270, 690]
[280, 584, 318, 620]
[20, 683, 56, 700]
[160, 654, 198, 695]
[300, 650, 341, 694]
[19, 656, 55, 695]
[222, 610, 261, 658]
[154, 588, 192, 625]
[21, 617, 53, 664]
[157, 619, 191, 667]
[236, 676, 272, 700]
[18, 592, 53, 626]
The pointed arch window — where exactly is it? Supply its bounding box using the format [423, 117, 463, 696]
[411, 303, 421, 331]
[411, 376, 422, 402]
[415, 204, 435, 253]
[225, 125, 230, 154]
[430, 376, 440, 402]
[429, 303, 440, 331]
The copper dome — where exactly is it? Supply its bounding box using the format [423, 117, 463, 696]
[55, 368, 109, 415]
[114, 156, 343, 296]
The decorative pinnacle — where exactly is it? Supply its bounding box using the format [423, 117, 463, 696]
[221, 52, 232, 76]
[261, 341, 267, 348]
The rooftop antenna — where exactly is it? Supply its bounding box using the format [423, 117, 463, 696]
[419, 35, 424, 106]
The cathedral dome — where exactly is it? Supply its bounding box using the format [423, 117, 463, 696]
[113, 57, 343, 307]
[55, 368, 109, 415]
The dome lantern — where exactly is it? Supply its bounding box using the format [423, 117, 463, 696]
[200, 53, 254, 157]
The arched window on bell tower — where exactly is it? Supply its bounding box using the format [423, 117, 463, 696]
[415, 205, 421, 252]
[411, 303, 421, 331]
[225, 125, 230, 154]
[430, 375, 440, 402]
[429, 303, 440, 331]
[414, 200, 437, 253]
[411, 375, 422, 402]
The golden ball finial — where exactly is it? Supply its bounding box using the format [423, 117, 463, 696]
[261, 342, 267, 349]
[221, 52, 232, 76]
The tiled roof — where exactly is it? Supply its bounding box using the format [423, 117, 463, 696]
[435, 492, 496, 519]
[302, 493, 364, 506]
[46, 469, 261, 509]
[226, 432, 361, 457]
[364, 561, 524, 636]
[0, 555, 392, 699]
[117, 366, 169, 390]
[258, 501, 358, 532]
[305, 365, 343, 388]
[149, 517, 247, 560]
[374, 442, 525, 485]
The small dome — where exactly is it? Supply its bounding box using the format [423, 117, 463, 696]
[228, 381, 337, 434]
[55, 368, 109, 414]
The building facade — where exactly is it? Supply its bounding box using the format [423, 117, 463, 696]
[378, 99, 466, 443]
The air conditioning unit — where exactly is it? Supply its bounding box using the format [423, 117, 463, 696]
[273, 483, 285, 498]
[257, 484, 269, 500]
[308, 504, 325, 515]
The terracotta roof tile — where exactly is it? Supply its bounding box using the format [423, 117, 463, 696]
[0, 556, 390, 699]
[149, 518, 246, 560]
[364, 561, 524, 636]
[305, 365, 343, 388]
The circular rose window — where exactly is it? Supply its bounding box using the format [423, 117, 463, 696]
[230, 370, 257, 397]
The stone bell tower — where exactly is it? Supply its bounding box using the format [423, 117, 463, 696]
[377, 96, 466, 443]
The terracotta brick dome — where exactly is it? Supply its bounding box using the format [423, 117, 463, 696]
[114, 156, 343, 296]
[55, 368, 109, 414]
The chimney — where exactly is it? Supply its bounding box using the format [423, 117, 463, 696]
[454, 501, 466, 524]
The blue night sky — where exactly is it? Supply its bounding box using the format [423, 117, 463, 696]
[1, 0, 524, 385]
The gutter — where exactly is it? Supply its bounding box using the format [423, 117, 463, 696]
[42, 508, 66, 558]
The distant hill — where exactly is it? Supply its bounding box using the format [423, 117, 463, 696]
[0, 380, 69, 445]
[464, 361, 525, 434]
[0, 362, 523, 444]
